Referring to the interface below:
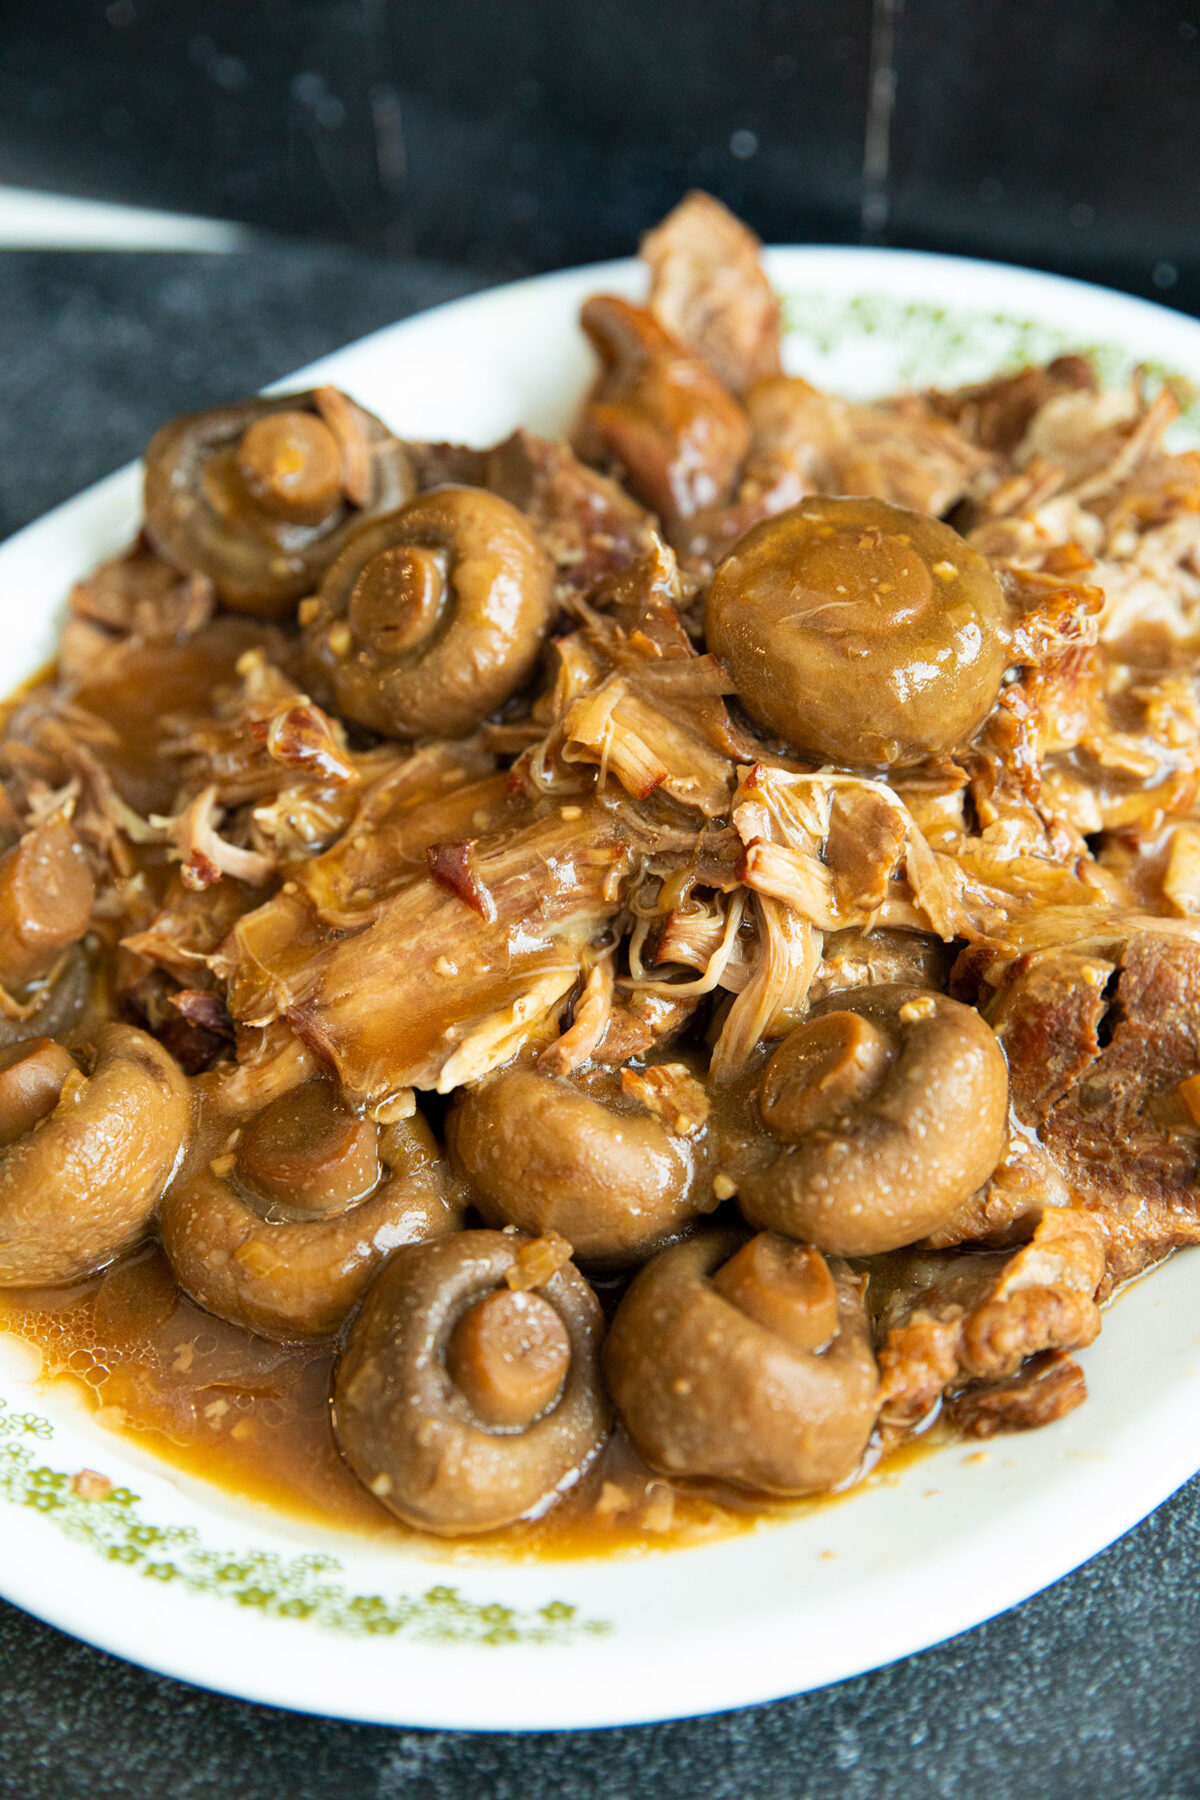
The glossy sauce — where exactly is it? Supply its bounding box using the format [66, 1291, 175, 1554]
[0, 1248, 938, 1561]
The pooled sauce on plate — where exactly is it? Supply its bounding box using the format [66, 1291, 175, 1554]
[0, 1254, 937, 1559]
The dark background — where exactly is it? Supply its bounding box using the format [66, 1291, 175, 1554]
[3, 3, 1200, 1795]
[2, 0, 1200, 303]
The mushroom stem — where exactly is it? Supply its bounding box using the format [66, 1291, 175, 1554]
[235, 1080, 381, 1218]
[347, 544, 450, 657]
[0, 1037, 76, 1148]
[760, 1011, 895, 1140]
[446, 1288, 571, 1426]
[235, 411, 344, 525]
[711, 1234, 838, 1353]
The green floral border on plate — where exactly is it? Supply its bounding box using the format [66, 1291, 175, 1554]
[0, 1399, 608, 1647]
[784, 290, 1200, 433]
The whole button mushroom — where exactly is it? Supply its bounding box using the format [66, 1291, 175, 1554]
[446, 1062, 714, 1264]
[738, 985, 1009, 1255]
[159, 1089, 461, 1340]
[604, 1229, 879, 1494]
[333, 1230, 611, 1535]
[143, 388, 413, 616]
[706, 495, 1015, 767]
[302, 486, 554, 739]
[0, 1024, 192, 1287]
[0, 819, 95, 994]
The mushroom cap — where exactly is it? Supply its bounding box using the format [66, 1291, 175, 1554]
[160, 1109, 460, 1341]
[604, 1230, 879, 1494]
[706, 495, 1015, 767]
[0, 1023, 191, 1287]
[447, 1062, 713, 1264]
[303, 485, 554, 739]
[143, 389, 413, 616]
[333, 1229, 611, 1535]
[738, 985, 1010, 1255]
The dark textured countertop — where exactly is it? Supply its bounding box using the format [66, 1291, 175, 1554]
[1, 245, 1199, 1800]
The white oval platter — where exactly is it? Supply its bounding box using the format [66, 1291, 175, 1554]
[2, 246, 1200, 1731]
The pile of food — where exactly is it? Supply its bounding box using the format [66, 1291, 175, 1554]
[3, 191, 1200, 1547]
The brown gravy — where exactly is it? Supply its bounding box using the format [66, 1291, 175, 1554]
[0, 1248, 935, 1561]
